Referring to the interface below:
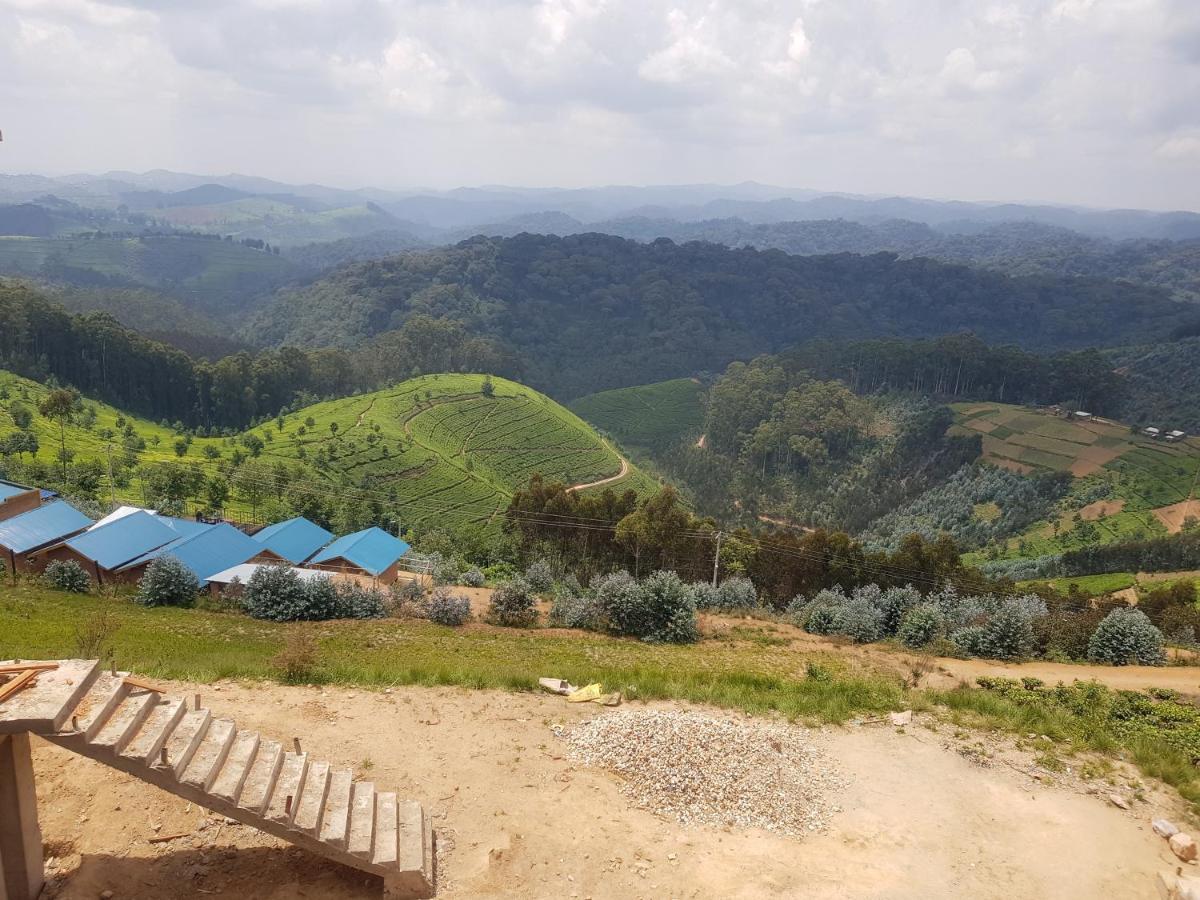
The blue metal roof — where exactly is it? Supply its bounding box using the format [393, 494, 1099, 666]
[0, 502, 93, 554]
[310, 527, 410, 577]
[252, 517, 334, 564]
[160, 517, 213, 540]
[117, 523, 262, 584]
[66, 511, 178, 571]
[0, 480, 34, 502]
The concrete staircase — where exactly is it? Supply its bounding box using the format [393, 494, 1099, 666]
[0, 660, 434, 900]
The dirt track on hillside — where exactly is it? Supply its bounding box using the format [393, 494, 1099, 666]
[30, 681, 1186, 900]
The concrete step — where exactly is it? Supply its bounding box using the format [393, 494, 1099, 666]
[396, 799, 434, 894]
[319, 768, 353, 849]
[347, 780, 376, 859]
[265, 751, 308, 825]
[157, 708, 211, 778]
[181, 718, 236, 791]
[210, 730, 260, 804]
[294, 760, 330, 837]
[373, 791, 398, 868]
[121, 697, 185, 765]
[71, 671, 128, 740]
[238, 738, 283, 815]
[90, 687, 158, 755]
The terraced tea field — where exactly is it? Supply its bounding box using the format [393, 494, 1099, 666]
[570, 378, 705, 452]
[0, 370, 653, 531]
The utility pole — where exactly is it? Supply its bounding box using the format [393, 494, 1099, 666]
[711, 530, 723, 588]
[104, 442, 117, 509]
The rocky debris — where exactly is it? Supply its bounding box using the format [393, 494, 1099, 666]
[1108, 793, 1131, 810]
[888, 710, 913, 727]
[1171, 832, 1198, 862]
[554, 709, 847, 836]
[1155, 819, 1181, 839]
[1158, 871, 1200, 899]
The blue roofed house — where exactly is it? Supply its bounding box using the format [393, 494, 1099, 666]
[0, 479, 42, 523]
[28, 510, 179, 585]
[113, 522, 262, 586]
[251, 517, 334, 564]
[0, 501, 94, 575]
[307, 527, 410, 585]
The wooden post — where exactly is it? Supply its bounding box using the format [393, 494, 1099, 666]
[0, 734, 43, 900]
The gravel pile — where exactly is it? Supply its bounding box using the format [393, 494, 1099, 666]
[554, 708, 847, 836]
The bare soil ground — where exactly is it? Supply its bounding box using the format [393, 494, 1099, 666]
[30, 681, 1189, 900]
[1079, 498, 1127, 520]
[1153, 499, 1200, 534]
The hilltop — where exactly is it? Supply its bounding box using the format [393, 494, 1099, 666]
[0, 370, 653, 533]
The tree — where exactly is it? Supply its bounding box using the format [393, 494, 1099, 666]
[142, 462, 205, 511]
[38, 387, 79, 480]
[232, 459, 275, 517]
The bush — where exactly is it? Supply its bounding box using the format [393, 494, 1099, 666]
[524, 560, 554, 593]
[715, 576, 758, 611]
[243, 566, 333, 621]
[1159, 605, 1200, 646]
[333, 582, 387, 619]
[43, 559, 90, 594]
[831, 595, 884, 643]
[973, 606, 1035, 660]
[425, 588, 472, 626]
[136, 556, 200, 607]
[898, 604, 944, 649]
[629, 570, 699, 643]
[388, 578, 428, 616]
[271, 628, 320, 683]
[878, 585, 922, 635]
[487, 577, 538, 627]
[1087, 608, 1166, 666]
[548, 592, 602, 630]
[1032, 609, 1104, 661]
[689, 581, 721, 611]
[460, 567, 485, 588]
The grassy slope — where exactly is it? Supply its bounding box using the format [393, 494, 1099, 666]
[0, 370, 654, 528]
[952, 403, 1200, 563]
[156, 199, 398, 246]
[569, 378, 705, 452]
[6, 583, 1200, 809]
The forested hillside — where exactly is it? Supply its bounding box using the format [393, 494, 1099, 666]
[247, 233, 1192, 399]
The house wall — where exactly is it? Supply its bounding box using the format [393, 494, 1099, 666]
[0, 491, 40, 524]
[25, 545, 108, 583]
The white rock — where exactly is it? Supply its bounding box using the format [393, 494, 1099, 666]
[1171, 832, 1199, 862]
[1155, 819, 1181, 839]
[888, 710, 913, 727]
[1108, 793, 1131, 810]
[1179, 875, 1200, 900]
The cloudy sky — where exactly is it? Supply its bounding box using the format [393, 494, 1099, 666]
[1, 0, 1198, 209]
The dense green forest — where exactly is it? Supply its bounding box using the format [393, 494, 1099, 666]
[246, 233, 1193, 398]
[583, 218, 1200, 303]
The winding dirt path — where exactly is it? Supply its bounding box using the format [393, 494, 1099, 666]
[565, 449, 630, 493]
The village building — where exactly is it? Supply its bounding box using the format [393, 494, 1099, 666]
[206, 561, 336, 598]
[305, 526, 410, 585]
[1167, 430, 1188, 442]
[111, 522, 263, 586]
[0, 501, 93, 575]
[1143, 426, 1162, 438]
[0, 480, 43, 523]
[250, 516, 334, 564]
[27, 510, 183, 585]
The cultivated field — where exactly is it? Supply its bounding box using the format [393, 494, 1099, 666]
[0, 370, 654, 530]
[570, 377, 705, 452]
[953, 403, 1200, 560]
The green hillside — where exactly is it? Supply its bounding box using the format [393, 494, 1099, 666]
[0, 235, 298, 316]
[951, 402, 1200, 562]
[0, 370, 654, 532]
[156, 199, 400, 247]
[570, 378, 705, 453]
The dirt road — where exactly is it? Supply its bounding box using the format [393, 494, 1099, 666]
[29, 681, 1181, 899]
[565, 450, 630, 493]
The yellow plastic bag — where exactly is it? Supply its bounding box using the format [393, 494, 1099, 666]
[566, 683, 603, 703]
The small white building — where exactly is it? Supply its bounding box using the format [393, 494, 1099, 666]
[1143, 426, 1162, 438]
[1073, 411, 1093, 420]
[1167, 430, 1187, 442]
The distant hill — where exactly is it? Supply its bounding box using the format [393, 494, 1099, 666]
[0, 234, 300, 318]
[247, 232, 1195, 399]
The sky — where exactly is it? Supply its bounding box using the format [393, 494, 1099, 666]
[1, 0, 1198, 210]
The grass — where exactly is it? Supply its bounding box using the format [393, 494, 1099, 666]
[570, 378, 705, 453]
[1018, 572, 1138, 596]
[7, 582, 1200, 809]
[0, 370, 656, 530]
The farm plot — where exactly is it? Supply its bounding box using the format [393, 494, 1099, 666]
[570, 378, 706, 452]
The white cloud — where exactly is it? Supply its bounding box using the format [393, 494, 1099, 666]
[0, 0, 1193, 209]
